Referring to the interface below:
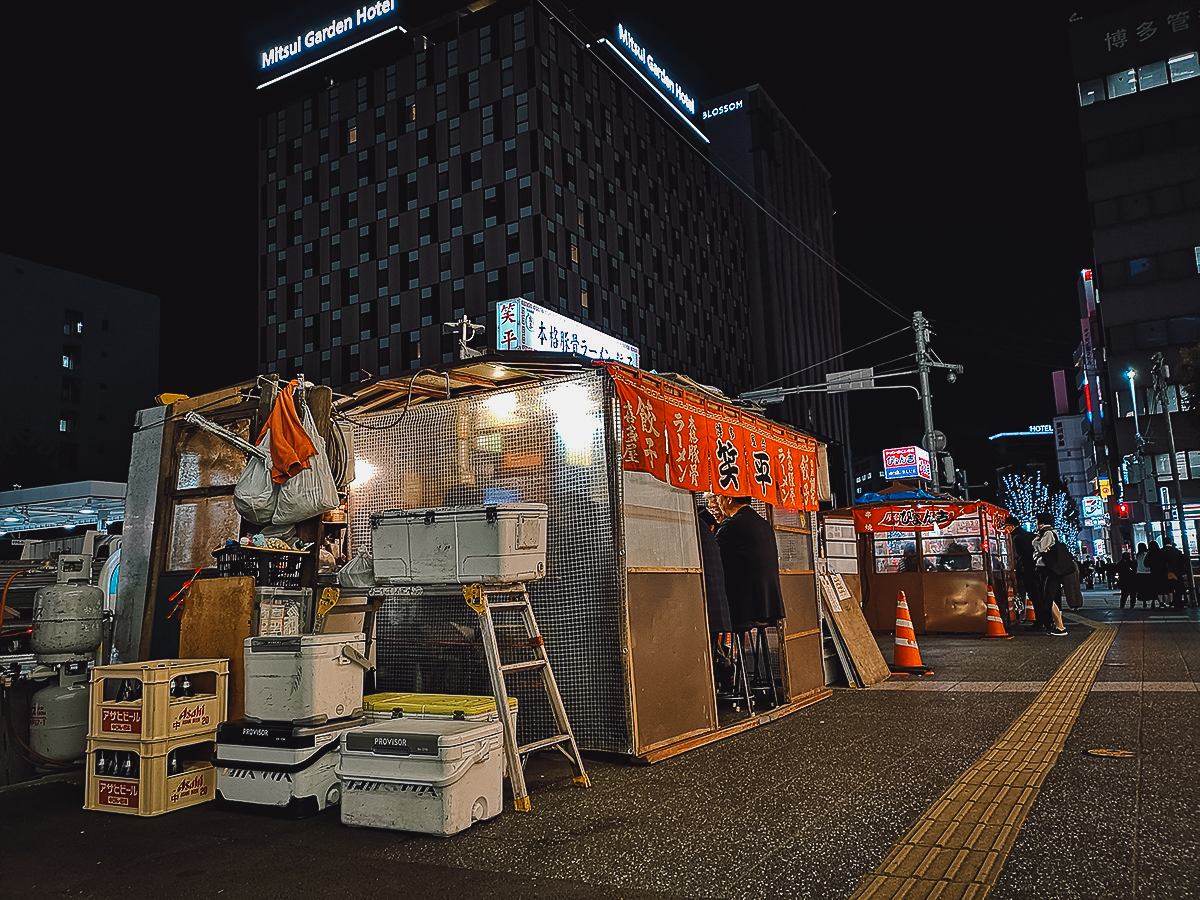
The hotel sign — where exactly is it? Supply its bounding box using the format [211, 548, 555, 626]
[496, 298, 640, 367]
[260, 1, 398, 72]
[614, 24, 696, 117]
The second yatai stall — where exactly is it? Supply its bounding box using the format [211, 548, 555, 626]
[341, 357, 831, 761]
[835, 492, 1015, 635]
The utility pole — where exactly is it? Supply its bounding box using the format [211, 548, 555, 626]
[913, 311, 937, 492]
[1151, 352, 1194, 603]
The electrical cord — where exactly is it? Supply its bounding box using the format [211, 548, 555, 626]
[335, 369, 451, 431]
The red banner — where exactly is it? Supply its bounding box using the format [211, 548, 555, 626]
[853, 502, 979, 533]
[605, 364, 820, 511]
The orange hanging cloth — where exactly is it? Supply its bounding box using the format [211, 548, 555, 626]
[257, 381, 317, 484]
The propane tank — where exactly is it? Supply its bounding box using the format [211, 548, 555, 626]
[30, 680, 90, 763]
[31, 553, 103, 663]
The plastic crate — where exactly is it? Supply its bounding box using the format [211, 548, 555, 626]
[89, 659, 228, 742]
[85, 735, 216, 816]
[213, 545, 307, 588]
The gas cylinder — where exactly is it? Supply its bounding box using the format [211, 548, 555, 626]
[29, 681, 90, 763]
[31, 582, 103, 662]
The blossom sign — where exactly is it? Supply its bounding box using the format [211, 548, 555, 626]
[883, 446, 932, 481]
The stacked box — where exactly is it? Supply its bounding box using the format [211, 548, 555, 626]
[85, 659, 228, 816]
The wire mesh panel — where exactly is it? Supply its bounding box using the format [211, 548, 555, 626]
[346, 371, 629, 753]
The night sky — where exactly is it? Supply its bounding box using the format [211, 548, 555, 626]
[2, 1, 1124, 499]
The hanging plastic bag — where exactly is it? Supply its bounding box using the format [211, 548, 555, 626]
[337, 550, 377, 588]
[233, 432, 279, 526]
[273, 401, 340, 524]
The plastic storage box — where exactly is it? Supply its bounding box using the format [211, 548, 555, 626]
[213, 545, 307, 588]
[85, 735, 216, 816]
[243, 633, 365, 725]
[215, 716, 365, 816]
[89, 659, 229, 743]
[370, 503, 548, 584]
[337, 718, 504, 835]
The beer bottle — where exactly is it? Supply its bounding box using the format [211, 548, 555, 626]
[119, 751, 133, 778]
[95, 750, 106, 776]
[169, 677, 178, 697]
[180, 675, 194, 698]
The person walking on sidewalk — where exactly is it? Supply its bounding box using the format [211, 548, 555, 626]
[1135, 542, 1153, 608]
[1006, 515, 1042, 626]
[1116, 551, 1137, 609]
[1033, 512, 1069, 636]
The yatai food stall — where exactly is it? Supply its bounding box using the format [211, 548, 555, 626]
[828, 491, 1015, 635]
[339, 356, 833, 760]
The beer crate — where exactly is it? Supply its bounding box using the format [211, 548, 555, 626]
[85, 735, 217, 817]
[89, 659, 229, 743]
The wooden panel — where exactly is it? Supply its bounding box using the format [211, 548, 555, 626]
[819, 575, 890, 686]
[780, 572, 818, 633]
[626, 571, 717, 753]
[179, 577, 255, 721]
[780, 631, 825, 701]
[921, 571, 988, 633]
[863, 572, 925, 633]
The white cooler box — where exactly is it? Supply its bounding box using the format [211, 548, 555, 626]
[243, 632, 366, 725]
[370, 503, 548, 584]
[215, 716, 364, 817]
[337, 718, 503, 836]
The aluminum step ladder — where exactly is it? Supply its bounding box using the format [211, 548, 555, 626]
[463, 582, 590, 811]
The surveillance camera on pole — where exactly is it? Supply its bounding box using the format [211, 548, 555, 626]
[443, 314, 487, 359]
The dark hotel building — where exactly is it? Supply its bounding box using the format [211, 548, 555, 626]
[1070, 3, 1200, 550]
[256, 0, 851, 497]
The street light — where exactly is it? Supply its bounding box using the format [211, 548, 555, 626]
[1125, 368, 1140, 437]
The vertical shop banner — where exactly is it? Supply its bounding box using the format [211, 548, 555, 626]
[707, 401, 752, 499]
[611, 370, 668, 481]
[660, 382, 710, 492]
[742, 419, 778, 505]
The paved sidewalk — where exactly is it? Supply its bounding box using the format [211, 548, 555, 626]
[2, 589, 1196, 899]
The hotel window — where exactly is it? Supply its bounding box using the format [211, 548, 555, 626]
[64, 310, 83, 335]
[62, 346, 78, 370]
[1139, 61, 1169, 91]
[1078, 79, 1105, 106]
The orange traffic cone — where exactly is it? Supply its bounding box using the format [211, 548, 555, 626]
[889, 591, 933, 675]
[1024, 599, 1037, 626]
[981, 586, 1013, 640]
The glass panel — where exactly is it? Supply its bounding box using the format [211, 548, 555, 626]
[923, 537, 982, 571]
[176, 418, 252, 489]
[934, 515, 981, 537]
[1107, 69, 1137, 98]
[1078, 79, 1106, 106]
[1169, 53, 1199, 82]
[775, 529, 813, 573]
[1138, 61, 1169, 90]
[168, 496, 242, 571]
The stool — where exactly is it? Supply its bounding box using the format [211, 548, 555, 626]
[732, 622, 779, 711]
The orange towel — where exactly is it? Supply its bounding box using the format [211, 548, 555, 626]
[257, 381, 317, 484]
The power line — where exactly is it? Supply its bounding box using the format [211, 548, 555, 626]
[749, 326, 911, 390]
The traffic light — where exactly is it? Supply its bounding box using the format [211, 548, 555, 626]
[1116, 502, 1130, 519]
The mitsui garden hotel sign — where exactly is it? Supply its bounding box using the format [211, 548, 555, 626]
[258, 1, 400, 86]
[495, 299, 640, 367]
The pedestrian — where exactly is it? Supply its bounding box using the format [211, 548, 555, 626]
[1135, 542, 1152, 608]
[1006, 515, 1042, 626]
[1161, 539, 1188, 609]
[1146, 540, 1169, 609]
[1032, 512, 1069, 636]
[1116, 551, 1137, 609]
[1106, 556, 1118, 591]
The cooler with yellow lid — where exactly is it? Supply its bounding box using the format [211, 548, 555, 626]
[363, 692, 518, 726]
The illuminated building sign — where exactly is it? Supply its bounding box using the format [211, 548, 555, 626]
[495, 298, 640, 367]
[702, 100, 744, 120]
[258, 1, 400, 88]
[614, 24, 696, 117]
[883, 446, 932, 481]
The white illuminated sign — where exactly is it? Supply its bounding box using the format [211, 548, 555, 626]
[614, 24, 696, 116]
[496, 298, 640, 367]
[260, 1, 397, 71]
[701, 99, 744, 120]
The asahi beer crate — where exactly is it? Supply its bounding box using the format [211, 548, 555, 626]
[85, 735, 216, 817]
[89, 659, 229, 742]
[370, 503, 548, 584]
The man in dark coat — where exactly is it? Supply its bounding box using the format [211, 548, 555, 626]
[1006, 516, 1042, 625]
[713, 495, 784, 628]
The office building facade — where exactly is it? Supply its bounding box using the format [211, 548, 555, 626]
[1071, 4, 1200, 551]
[0, 254, 160, 489]
[256, 0, 850, 497]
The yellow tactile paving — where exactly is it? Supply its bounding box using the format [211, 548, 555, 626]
[850, 622, 1117, 900]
